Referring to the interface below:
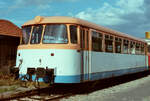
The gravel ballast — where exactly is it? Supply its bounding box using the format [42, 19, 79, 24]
[61, 75, 150, 101]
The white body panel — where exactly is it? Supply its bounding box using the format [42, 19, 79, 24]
[16, 49, 148, 83]
[16, 49, 81, 76]
[91, 52, 147, 73]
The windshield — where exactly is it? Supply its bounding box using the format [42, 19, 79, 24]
[22, 26, 32, 44]
[43, 24, 68, 44]
[30, 25, 43, 44]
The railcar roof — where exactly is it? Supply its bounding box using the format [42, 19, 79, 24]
[22, 16, 146, 43]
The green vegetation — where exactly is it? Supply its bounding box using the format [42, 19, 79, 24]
[0, 85, 19, 93]
[0, 73, 20, 86]
[0, 72, 50, 93]
[0, 72, 20, 93]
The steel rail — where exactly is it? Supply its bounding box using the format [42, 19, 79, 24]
[0, 87, 51, 101]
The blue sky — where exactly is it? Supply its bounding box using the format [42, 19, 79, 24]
[0, 0, 149, 38]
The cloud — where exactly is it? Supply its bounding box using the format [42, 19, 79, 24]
[6, 0, 79, 12]
[76, 3, 126, 26]
[10, 0, 51, 10]
[0, 0, 79, 26]
[75, 0, 148, 38]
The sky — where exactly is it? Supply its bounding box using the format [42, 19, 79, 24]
[0, 0, 150, 38]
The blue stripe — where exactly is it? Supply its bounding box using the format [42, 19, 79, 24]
[55, 75, 81, 83]
[19, 67, 148, 83]
[90, 67, 148, 81]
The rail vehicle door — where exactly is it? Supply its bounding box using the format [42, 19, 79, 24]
[80, 27, 91, 82]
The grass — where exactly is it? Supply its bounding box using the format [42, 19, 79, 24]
[0, 72, 50, 93]
[0, 73, 20, 86]
[0, 85, 19, 93]
[0, 72, 21, 93]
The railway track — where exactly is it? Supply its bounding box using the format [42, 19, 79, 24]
[0, 85, 74, 101]
[10, 93, 73, 101]
[0, 83, 80, 101]
[0, 70, 149, 101]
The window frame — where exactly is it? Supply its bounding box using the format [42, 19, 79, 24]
[42, 24, 68, 44]
[91, 30, 103, 52]
[115, 37, 122, 53]
[105, 34, 114, 53]
[69, 25, 78, 44]
[135, 42, 141, 55]
[21, 26, 32, 45]
[123, 39, 129, 54]
[30, 25, 43, 44]
[130, 41, 136, 54]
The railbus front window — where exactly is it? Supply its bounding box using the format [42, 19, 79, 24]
[30, 25, 43, 44]
[70, 25, 77, 44]
[22, 26, 32, 44]
[43, 24, 68, 44]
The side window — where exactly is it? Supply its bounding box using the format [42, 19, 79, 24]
[92, 31, 102, 52]
[123, 40, 129, 54]
[136, 43, 140, 54]
[86, 31, 89, 50]
[148, 45, 150, 53]
[105, 35, 113, 53]
[130, 41, 135, 54]
[70, 25, 77, 44]
[80, 29, 85, 49]
[115, 37, 121, 53]
[141, 44, 145, 55]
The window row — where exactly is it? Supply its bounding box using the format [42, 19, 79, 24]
[92, 31, 145, 55]
[22, 25, 146, 55]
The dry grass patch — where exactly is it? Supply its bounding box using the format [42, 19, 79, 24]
[0, 85, 19, 93]
[0, 73, 20, 86]
[0, 72, 21, 93]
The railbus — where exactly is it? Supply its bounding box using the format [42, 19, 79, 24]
[15, 16, 148, 84]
